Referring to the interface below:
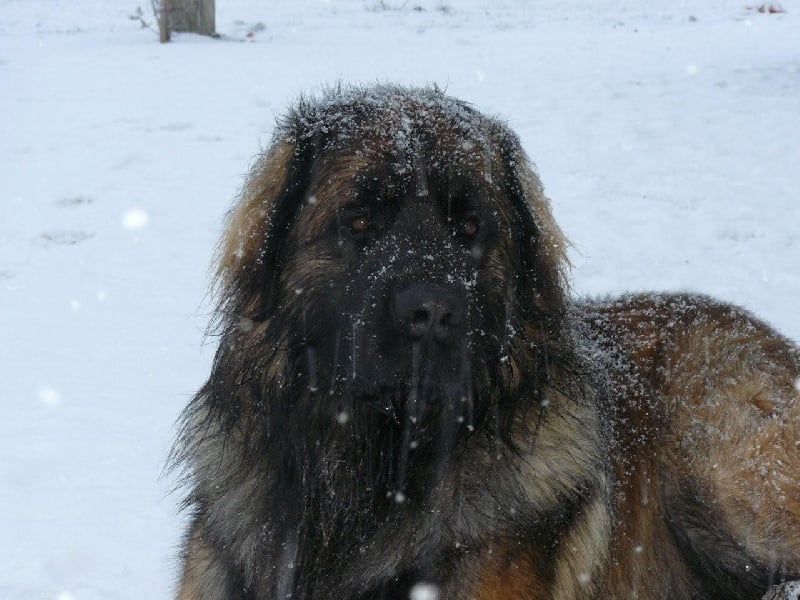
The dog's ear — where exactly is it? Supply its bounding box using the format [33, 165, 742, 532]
[499, 135, 570, 319]
[214, 137, 317, 325]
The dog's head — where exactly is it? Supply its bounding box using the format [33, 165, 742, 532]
[214, 86, 568, 444]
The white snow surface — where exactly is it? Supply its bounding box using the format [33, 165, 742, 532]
[1, 0, 799, 598]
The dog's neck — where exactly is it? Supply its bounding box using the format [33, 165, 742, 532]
[264, 411, 451, 599]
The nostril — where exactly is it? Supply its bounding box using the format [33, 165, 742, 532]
[412, 309, 430, 327]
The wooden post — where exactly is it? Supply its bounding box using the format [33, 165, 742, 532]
[158, 0, 169, 43]
[167, 0, 216, 37]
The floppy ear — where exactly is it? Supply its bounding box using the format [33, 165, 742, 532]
[499, 136, 570, 318]
[214, 137, 317, 324]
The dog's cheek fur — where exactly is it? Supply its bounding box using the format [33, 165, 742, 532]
[280, 246, 348, 325]
[215, 136, 324, 324]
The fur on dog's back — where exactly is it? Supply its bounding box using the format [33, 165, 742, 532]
[578, 293, 800, 597]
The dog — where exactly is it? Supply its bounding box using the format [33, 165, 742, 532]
[173, 85, 800, 599]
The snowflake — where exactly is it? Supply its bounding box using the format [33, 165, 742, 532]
[122, 208, 149, 231]
[38, 385, 62, 408]
[410, 583, 439, 600]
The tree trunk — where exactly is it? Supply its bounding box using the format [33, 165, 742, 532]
[167, 0, 215, 36]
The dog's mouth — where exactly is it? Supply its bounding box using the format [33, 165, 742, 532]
[349, 379, 478, 433]
[324, 330, 482, 431]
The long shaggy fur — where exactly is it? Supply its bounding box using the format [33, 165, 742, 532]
[173, 85, 800, 600]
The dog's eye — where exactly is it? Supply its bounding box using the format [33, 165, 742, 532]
[350, 215, 370, 234]
[462, 217, 479, 238]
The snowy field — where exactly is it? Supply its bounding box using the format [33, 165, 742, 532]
[1, 0, 799, 597]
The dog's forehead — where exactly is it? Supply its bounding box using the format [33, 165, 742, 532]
[325, 102, 494, 166]
[291, 90, 502, 172]
[311, 120, 498, 193]
[284, 90, 520, 241]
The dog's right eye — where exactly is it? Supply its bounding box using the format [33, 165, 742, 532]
[462, 217, 479, 238]
[350, 215, 370, 235]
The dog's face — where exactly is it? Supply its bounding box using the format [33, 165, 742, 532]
[287, 141, 506, 425]
[217, 88, 568, 443]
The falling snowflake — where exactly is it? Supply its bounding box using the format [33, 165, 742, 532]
[38, 385, 62, 408]
[794, 377, 800, 394]
[410, 583, 439, 600]
[122, 208, 149, 231]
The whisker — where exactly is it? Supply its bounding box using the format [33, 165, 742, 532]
[329, 328, 341, 396]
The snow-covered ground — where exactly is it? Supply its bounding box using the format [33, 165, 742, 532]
[1, 0, 798, 597]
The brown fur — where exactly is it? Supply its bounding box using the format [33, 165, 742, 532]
[174, 86, 800, 599]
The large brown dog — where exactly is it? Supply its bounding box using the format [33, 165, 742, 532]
[174, 86, 800, 599]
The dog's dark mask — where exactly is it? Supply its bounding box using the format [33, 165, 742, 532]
[277, 138, 516, 450]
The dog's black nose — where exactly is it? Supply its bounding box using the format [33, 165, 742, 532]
[392, 284, 464, 341]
